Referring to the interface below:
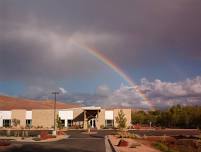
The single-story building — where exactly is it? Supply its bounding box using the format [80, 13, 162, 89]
[0, 106, 131, 129]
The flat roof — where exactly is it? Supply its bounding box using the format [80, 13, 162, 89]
[82, 106, 101, 110]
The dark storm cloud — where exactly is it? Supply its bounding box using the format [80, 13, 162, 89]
[0, 0, 201, 83]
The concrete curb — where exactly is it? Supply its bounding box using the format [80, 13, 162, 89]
[105, 135, 119, 152]
[0, 135, 69, 143]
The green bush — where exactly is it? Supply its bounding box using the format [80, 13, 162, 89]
[115, 110, 127, 130]
[100, 125, 104, 129]
[153, 142, 178, 152]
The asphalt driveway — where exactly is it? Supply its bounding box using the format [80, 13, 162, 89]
[2, 129, 199, 152]
[3, 131, 107, 152]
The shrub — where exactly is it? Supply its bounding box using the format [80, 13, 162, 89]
[100, 125, 104, 129]
[12, 119, 20, 127]
[56, 115, 63, 130]
[115, 110, 127, 130]
[153, 142, 178, 152]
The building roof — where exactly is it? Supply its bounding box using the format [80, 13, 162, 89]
[82, 106, 101, 110]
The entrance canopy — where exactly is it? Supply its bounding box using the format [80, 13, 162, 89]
[82, 106, 101, 110]
[82, 106, 101, 129]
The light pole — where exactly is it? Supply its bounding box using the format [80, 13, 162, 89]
[52, 91, 59, 133]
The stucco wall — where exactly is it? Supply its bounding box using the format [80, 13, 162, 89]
[73, 108, 84, 121]
[11, 109, 26, 127]
[113, 109, 131, 128]
[32, 109, 54, 128]
[98, 109, 105, 128]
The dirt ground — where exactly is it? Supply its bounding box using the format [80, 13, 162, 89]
[109, 135, 201, 152]
[108, 135, 160, 152]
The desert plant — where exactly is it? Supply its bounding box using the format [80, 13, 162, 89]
[56, 115, 63, 130]
[153, 142, 178, 152]
[87, 122, 91, 133]
[100, 124, 104, 129]
[115, 110, 127, 130]
[12, 118, 20, 127]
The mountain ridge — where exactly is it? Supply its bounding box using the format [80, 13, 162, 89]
[0, 95, 80, 110]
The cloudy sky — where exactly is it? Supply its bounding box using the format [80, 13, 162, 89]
[0, 0, 201, 109]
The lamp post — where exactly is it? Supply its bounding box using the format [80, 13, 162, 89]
[52, 91, 59, 134]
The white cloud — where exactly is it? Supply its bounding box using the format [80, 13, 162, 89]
[76, 100, 84, 104]
[94, 76, 201, 108]
[141, 76, 201, 97]
[18, 76, 201, 109]
[59, 87, 68, 94]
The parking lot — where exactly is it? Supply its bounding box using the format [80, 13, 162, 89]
[1, 129, 200, 152]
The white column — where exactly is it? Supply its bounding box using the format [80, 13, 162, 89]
[65, 119, 68, 127]
[0, 118, 3, 127]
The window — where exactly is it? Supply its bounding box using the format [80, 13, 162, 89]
[61, 120, 65, 128]
[105, 120, 114, 128]
[26, 119, 32, 127]
[3, 119, 11, 127]
[67, 120, 73, 127]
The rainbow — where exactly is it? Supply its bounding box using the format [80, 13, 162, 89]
[71, 40, 153, 109]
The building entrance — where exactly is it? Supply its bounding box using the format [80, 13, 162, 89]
[89, 117, 96, 128]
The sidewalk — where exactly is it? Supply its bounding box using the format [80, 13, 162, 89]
[0, 135, 69, 143]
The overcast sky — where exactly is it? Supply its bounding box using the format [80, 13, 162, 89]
[0, 0, 201, 108]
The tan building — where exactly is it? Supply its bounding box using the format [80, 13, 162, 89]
[0, 106, 131, 129]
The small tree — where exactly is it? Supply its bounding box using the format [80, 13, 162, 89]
[56, 115, 63, 130]
[12, 119, 20, 137]
[12, 118, 20, 127]
[115, 110, 127, 130]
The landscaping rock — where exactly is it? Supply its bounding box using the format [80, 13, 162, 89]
[117, 139, 128, 147]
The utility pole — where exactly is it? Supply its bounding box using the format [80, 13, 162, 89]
[52, 91, 59, 133]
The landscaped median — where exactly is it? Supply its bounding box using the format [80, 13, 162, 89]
[107, 131, 201, 152]
[107, 133, 161, 152]
[0, 130, 69, 144]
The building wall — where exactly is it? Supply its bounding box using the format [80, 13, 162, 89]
[32, 109, 54, 128]
[73, 108, 84, 127]
[113, 109, 131, 128]
[1, 107, 132, 129]
[58, 110, 73, 127]
[11, 109, 26, 127]
[73, 108, 83, 120]
[98, 109, 105, 128]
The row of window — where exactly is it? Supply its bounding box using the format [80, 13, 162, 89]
[1, 119, 72, 128]
[60, 120, 73, 127]
[105, 120, 114, 128]
[2, 119, 114, 128]
[2, 119, 32, 127]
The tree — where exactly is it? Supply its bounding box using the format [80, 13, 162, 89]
[115, 110, 127, 130]
[12, 119, 20, 137]
[12, 118, 20, 127]
[56, 115, 63, 130]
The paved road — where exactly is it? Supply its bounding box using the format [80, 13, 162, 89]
[3, 131, 108, 152]
[2, 129, 200, 152]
